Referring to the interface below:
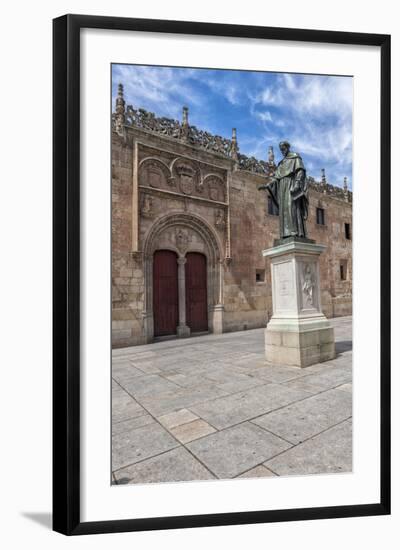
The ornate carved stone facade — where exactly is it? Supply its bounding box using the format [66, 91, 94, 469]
[112, 87, 352, 347]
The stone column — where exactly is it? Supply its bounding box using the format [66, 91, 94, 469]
[142, 254, 154, 343]
[176, 257, 190, 338]
[211, 259, 225, 334]
[263, 237, 335, 367]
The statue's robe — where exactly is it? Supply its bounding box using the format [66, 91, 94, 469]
[268, 152, 308, 238]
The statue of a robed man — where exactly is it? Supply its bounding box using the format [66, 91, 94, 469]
[259, 141, 309, 239]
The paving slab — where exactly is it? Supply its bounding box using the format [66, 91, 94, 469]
[215, 376, 266, 394]
[337, 383, 352, 393]
[170, 419, 216, 443]
[187, 422, 292, 478]
[130, 361, 162, 375]
[292, 367, 352, 391]
[112, 414, 154, 436]
[140, 384, 230, 417]
[112, 364, 146, 382]
[246, 364, 308, 383]
[162, 373, 209, 388]
[237, 465, 277, 478]
[113, 349, 156, 360]
[114, 447, 215, 484]
[122, 374, 181, 398]
[282, 376, 329, 394]
[252, 388, 352, 444]
[264, 419, 352, 476]
[190, 383, 311, 430]
[112, 398, 148, 424]
[158, 408, 199, 430]
[112, 422, 179, 471]
[205, 368, 262, 385]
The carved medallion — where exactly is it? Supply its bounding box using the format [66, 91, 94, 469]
[139, 158, 169, 189]
[171, 158, 201, 196]
[206, 175, 225, 202]
[176, 164, 196, 195]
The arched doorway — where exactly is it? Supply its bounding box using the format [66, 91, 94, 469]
[153, 250, 179, 336]
[143, 212, 225, 342]
[186, 252, 208, 333]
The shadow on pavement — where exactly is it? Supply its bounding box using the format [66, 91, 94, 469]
[335, 340, 352, 355]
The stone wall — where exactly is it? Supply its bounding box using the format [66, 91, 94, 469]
[111, 124, 352, 348]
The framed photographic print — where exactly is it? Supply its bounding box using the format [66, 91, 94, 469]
[53, 14, 391, 535]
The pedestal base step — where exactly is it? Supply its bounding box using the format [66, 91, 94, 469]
[265, 326, 335, 368]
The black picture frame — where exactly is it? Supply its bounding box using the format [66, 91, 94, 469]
[53, 14, 391, 535]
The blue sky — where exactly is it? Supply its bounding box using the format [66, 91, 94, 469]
[112, 64, 353, 189]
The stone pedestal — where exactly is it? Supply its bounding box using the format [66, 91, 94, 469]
[263, 238, 335, 368]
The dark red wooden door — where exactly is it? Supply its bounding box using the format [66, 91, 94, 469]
[185, 252, 208, 333]
[153, 250, 178, 337]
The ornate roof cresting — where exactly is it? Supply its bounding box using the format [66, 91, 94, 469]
[112, 83, 352, 201]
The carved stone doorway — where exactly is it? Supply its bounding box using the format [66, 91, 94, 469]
[142, 213, 225, 343]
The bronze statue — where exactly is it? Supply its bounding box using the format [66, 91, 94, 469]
[259, 141, 309, 239]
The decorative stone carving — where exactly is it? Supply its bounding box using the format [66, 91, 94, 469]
[231, 128, 239, 162]
[175, 227, 191, 254]
[205, 175, 225, 202]
[215, 209, 226, 229]
[301, 263, 316, 308]
[237, 153, 275, 176]
[123, 104, 233, 157]
[114, 92, 352, 202]
[140, 193, 154, 217]
[172, 159, 201, 196]
[268, 146, 275, 165]
[176, 164, 196, 195]
[181, 106, 190, 142]
[139, 158, 170, 189]
[125, 106, 181, 137]
[114, 83, 126, 137]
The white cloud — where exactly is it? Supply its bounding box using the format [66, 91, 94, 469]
[202, 74, 244, 106]
[112, 65, 205, 120]
[257, 74, 352, 118]
[255, 110, 273, 123]
[253, 74, 353, 183]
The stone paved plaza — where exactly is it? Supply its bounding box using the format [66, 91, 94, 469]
[112, 316, 352, 484]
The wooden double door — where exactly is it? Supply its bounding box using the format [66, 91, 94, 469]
[185, 252, 208, 334]
[153, 250, 208, 337]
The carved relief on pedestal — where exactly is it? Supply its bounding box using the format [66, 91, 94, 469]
[300, 262, 318, 310]
[139, 158, 171, 189]
[273, 261, 296, 313]
[204, 174, 225, 202]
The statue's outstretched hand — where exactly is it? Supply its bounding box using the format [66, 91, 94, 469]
[258, 180, 276, 191]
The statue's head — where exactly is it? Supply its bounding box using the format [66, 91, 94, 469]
[279, 140, 291, 157]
